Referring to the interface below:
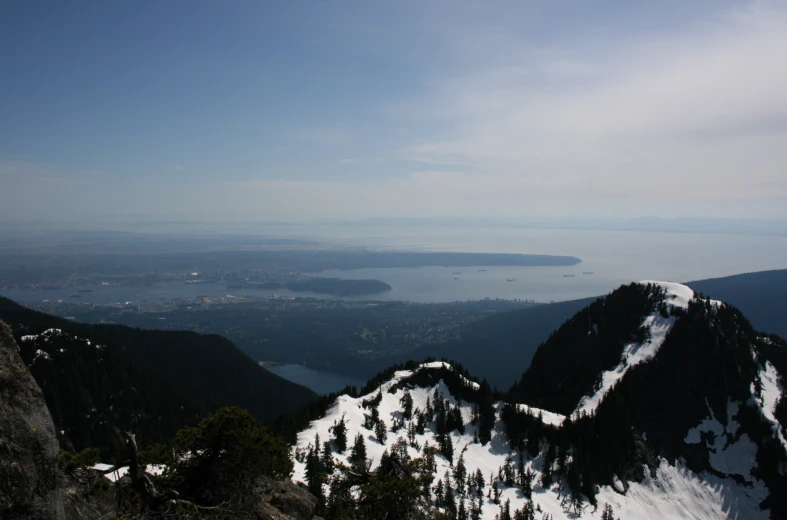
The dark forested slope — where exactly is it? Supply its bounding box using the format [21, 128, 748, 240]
[0, 297, 317, 457]
[413, 297, 596, 388]
[688, 268, 787, 338]
[504, 282, 787, 517]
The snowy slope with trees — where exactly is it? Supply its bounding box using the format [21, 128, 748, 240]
[290, 282, 787, 520]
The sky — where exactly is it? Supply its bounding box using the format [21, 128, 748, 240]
[2, 0, 787, 224]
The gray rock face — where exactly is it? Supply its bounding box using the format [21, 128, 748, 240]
[255, 479, 321, 520]
[0, 321, 65, 520]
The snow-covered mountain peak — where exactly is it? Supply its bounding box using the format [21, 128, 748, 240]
[291, 282, 787, 519]
[637, 280, 694, 309]
[292, 357, 777, 519]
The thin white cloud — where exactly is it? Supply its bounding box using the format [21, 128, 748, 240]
[336, 158, 361, 164]
[389, 2, 787, 217]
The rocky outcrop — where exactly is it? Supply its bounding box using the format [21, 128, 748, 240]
[255, 479, 323, 520]
[0, 321, 65, 520]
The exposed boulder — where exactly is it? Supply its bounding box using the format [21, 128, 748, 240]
[0, 320, 65, 520]
[255, 479, 322, 520]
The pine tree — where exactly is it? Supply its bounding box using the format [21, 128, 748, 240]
[516, 500, 535, 520]
[444, 476, 457, 515]
[503, 454, 515, 485]
[305, 444, 325, 507]
[601, 503, 615, 520]
[392, 436, 410, 464]
[374, 419, 388, 444]
[477, 381, 495, 445]
[349, 433, 367, 472]
[458, 499, 468, 520]
[400, 391, 414, 420]
[541, 441, 555, 489]
[454, 455, 467, 496]
[321, 441, 334, 475]
[416, 411, 426, 435]
[434, 478, 445, 508]
[330, 414, 348, 453]
[500, 499, 512, 520]
[440, 434, 454, 463]
[326, 473, 355, 518]
[471, 496, 482, 520]
[521, 467, 534, 499]
[475, 469, 485, 498]
[492, 479, 500, 505]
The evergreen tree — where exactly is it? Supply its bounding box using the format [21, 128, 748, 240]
[601, 503, 616, 520]
[330, 414, 348, 453]
[541, 441, 555, 488]
[503, 454, 515, 485]
[326, 473, 355, 519]
[471, 496, 482, 520]
[501, 499, 512, 520]
[514, 500, 535, 520]
[305, 443, 325, 507]
[521, 467, 534, 499]
[321, 441, 334, 475]
[458, 499, 468, 520]
[416, 411, 427, 435]
[454, 455, 467, 496]
[434, 478, 445, 508]
[449, 405, 465, 434]
[375, 418, 388, 444]
[440, 434, 454, 463]
[492, 479, 500, 505]
[477, 381, 495, 445]
[474, 469, 485, 498]
[392, 436, 411, 464]
[444, 475, 457, 516]
[349, 433, 368, 472]
[400, 391, 414, 420]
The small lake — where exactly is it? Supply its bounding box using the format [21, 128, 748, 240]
[266, 364, 366, 395]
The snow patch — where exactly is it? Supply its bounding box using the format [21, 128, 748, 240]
[684, 399, 757, 479]
[752, 361, 787, 452]
[515, 404, 565, 427]
[639, 280, 694, 309]
[90, 464, 166, 482]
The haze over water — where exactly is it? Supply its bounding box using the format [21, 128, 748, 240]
[309, 226, 787, 303]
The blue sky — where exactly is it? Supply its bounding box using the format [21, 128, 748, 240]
[2, 1, 786, 223]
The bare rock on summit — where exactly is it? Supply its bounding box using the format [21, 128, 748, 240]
[0, 321, 65, 520]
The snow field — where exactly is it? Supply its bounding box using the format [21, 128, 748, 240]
[292, 362, 769, 519]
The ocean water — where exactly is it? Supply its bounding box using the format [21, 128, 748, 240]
[310, 226, 787, 303]
[2, 228, 786, 305]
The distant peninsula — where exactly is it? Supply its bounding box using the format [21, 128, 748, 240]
[263, 251, 583, 272]
[230, 278, 392, 297]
